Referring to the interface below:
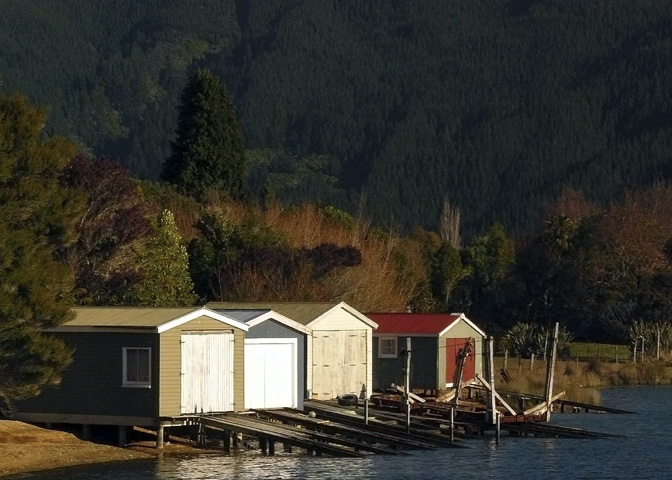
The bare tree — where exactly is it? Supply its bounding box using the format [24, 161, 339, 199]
[440, 196, 462, 248]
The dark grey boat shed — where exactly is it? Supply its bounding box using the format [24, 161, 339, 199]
[11, 307, 249, 444]
[214, 309, 311, 410]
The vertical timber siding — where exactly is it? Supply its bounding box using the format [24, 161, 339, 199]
[159, 316, 245, 416]
[438, 322, 484, 387]
[309, 308, 374, 397]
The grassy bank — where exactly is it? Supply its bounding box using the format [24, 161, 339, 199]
[494, 355, 672, 405]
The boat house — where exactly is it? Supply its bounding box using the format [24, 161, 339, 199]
[207, 302, 378, 400]
[11, 307, 249, 434]
[213, 308, 311, 410]
[366, 312, 485, 392]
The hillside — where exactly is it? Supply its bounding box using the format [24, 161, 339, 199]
[0, 1, 671, 237]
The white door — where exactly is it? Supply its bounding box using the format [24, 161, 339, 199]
[244, 339, 297, 409]
[312, 330, 367, 400]
[181, 332, 234, 414]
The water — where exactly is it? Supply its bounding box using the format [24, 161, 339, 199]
[15, 386, 672, 480]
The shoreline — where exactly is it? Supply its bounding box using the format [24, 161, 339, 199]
[0, 420, 218, 478]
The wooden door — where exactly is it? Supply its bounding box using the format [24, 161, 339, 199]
[181, 332, 234, 414]
[445, 338, 475, 386]
[312, 330, 367, 399]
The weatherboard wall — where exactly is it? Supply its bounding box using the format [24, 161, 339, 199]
[14, 331, 160, 424]
[372, 336, 437, 391]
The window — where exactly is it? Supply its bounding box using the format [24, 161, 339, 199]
[378, 337, 398, 358]
[123, 347, 151, 387]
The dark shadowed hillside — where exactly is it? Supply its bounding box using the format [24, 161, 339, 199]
[1, 0, 670, 237]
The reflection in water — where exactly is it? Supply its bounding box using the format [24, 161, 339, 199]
[29, 386, 672, 480]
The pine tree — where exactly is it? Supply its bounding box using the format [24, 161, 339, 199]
[162, 69, 248, 201]
[0, 93, 84, 409]
[132, 210, 198, 307]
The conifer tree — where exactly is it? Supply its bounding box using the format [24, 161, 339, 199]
[0, 93, 83, 409]
[162, 69, 248, 201]
[133, 210, 198, 307]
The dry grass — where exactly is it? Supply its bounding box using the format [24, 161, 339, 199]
[494, 356, 672, 405]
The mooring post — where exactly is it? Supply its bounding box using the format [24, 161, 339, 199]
[544, 322, 559, 422]
[405, 337, 412, 434]
[496, 411, 501, 444]
[487, 336, 496, 425]
[449, 406, 455, 442]
[259, 437, 268, 454]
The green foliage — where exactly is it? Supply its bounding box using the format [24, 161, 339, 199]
[430, 242, 467, 308]
[503, 322, 574, 358]
[132, 210, 198, 306]
[61, 155, 154, 305]
[163, 69, 248, 201]
[3, 2, 672, 237]
[0, 93, 83, 409]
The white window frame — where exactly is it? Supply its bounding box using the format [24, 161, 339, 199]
[378, 337, 398, 358]
[122, 347, 151, 388]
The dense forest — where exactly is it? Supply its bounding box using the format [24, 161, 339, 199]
[2, 2, 672, 406]
[0, 0, 670, 237]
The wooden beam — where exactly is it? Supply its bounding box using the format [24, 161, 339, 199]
[523, 391, 565, 415]
[391, 384, 427, 403]
[475, 374, 518, 416]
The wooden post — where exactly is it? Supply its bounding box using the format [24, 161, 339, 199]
[544, 322, 559, 422]
[222, 429, 231, 453]
[633, 337, 638, 364]
[615, 346, 618, 364]
[268, 439, 275, 455]
[657, 328, 661, 360]
[640, 336, 645, 363]
[449, 407, 454, 442]
[488, 336, 496, 425]
[504, 350, 508, 370]
[405, 337, 412, 434]
[157, 425, 164, 450]
[530, 353, 535, 371]
[118, 425, 127, 447]
[259, 437, 268, 454]
[495, 412, 501, 444]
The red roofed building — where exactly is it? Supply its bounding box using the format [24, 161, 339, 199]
[366, 312, 485, 392]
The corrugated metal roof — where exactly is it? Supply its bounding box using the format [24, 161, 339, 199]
[366, 312, 462, 335]
[67, 307, 201, 328]
[206, 302, 340, 326]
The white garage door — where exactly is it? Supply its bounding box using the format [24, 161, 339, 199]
[245, 339, 297, 409]
[312, 330, 367, 400]
[181, 332, 234, 414]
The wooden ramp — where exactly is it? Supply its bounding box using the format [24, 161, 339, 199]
[503, 422, 625, 439]
[303, 400, 466, 448]
[200, 414, 365, 457]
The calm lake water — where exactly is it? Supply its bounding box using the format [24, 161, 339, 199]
[15, 386, 672, 480]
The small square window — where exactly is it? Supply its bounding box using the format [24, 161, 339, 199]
[378, 337, 398, 358]
[123, 347, 151, 388]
